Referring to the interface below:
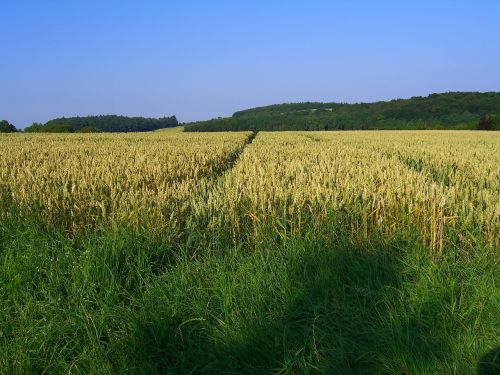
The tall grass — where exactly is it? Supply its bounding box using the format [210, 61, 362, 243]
[0, 216, 498, 374]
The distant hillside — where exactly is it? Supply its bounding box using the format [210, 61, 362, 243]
[184, 92, 500, 131]
[25, 115, 178, 133]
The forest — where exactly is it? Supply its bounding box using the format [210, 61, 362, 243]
[24, 115, 178, 133]
[3, 92, 499, 133]
[184, 92, 500, 131]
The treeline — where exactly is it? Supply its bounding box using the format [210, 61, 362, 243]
[185, 92, 500, 131]
[0, 120, 17, 133]
[24, 115, 178, 133]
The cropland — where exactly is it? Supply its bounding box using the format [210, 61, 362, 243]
[0, 131, 498, 374]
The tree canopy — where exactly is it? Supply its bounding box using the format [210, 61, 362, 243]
[0, 120, 17, 133]
[24, 115, 178, 133]
[185, 92, 500, 132]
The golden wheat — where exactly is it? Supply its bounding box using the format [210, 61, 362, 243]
[0, 132, 250, 231]
[217, 131, 499, 249]
[0, 130, 498, 249]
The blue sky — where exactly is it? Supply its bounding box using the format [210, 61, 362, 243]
[1, 0, 499, 127]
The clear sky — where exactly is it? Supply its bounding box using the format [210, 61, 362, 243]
[1, 0, 499, 127]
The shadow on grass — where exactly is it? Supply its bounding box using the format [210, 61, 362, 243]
[1, 216, 496, 374]
[127, 238, 465, 374]
[478, 346, 500, 375]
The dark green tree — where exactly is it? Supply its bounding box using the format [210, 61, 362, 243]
[0, 120, 17, 133]
[477, 115, 493, 130]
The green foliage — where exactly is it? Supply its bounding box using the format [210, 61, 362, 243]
[478, 116, 493, 130]
[44, 115, 178, 133]
[0, 120, 17, 133]
[477, 114, 500, 130]
[76, 125, 103, 133]
[185, 92, 500, 131]
[24, 122, 74, 133]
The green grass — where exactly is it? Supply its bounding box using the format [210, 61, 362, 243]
[1, 214, 498, 374]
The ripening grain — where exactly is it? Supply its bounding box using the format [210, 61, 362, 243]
[218, 131, 499, 250]
[0, 130, 498, 249]
[0, 132, 250, 232]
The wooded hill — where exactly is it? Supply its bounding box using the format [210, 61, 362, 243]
[184, 92, 500, 131]
[24, 115, 178, 133]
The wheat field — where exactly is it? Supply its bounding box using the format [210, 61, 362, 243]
[0, 131, 498, 373]
[1, 131, 498, 247]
